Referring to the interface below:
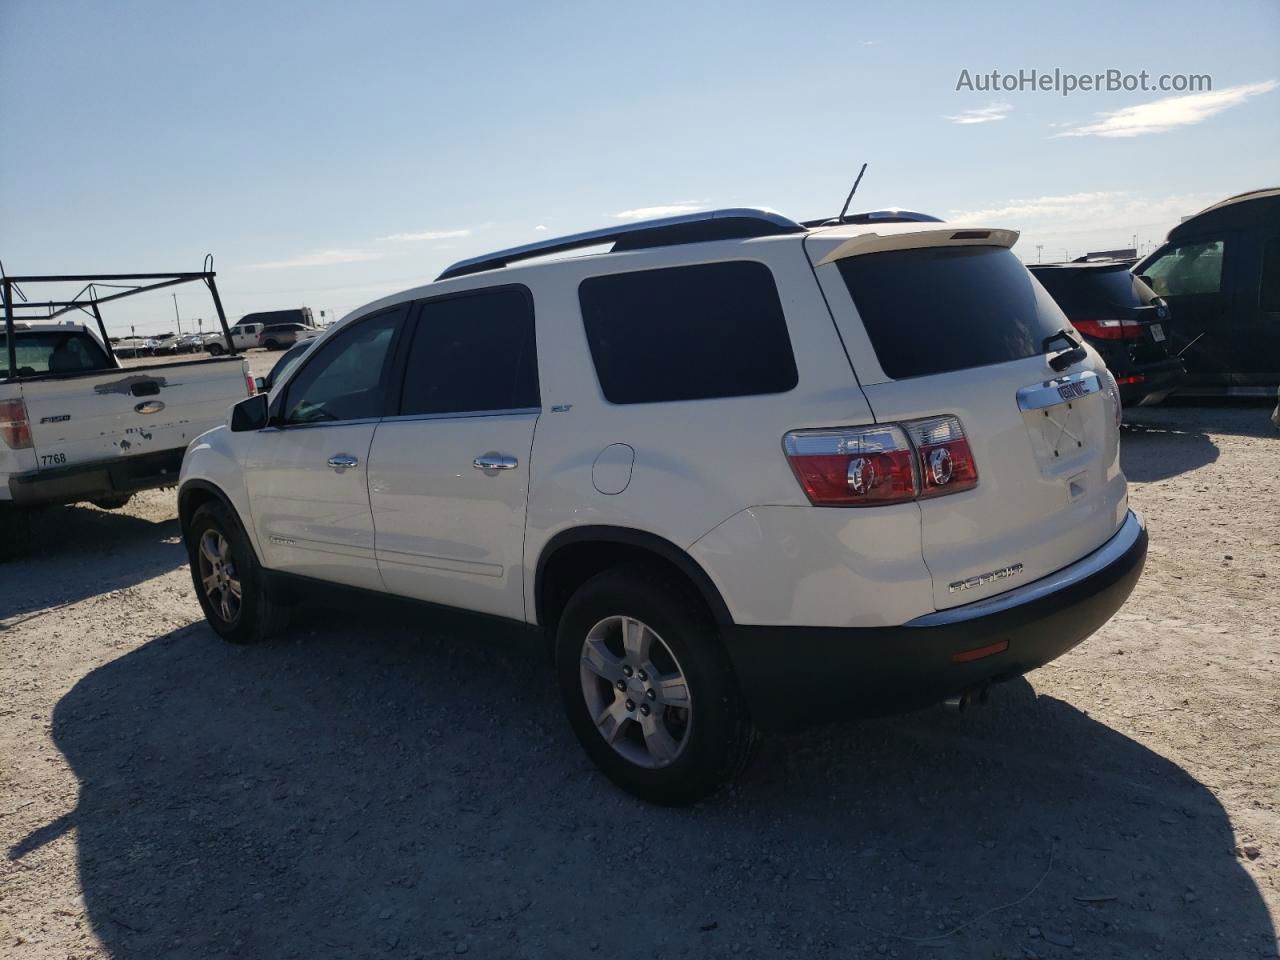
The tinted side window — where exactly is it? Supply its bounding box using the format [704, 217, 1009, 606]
[1260, 237, 1280, 312]
[1144, 240, 1224, 296]
[283, 308, 404, 423]
[837, 246, 1063, 380]
[399, 286, 539, 416]
[578, 261, 798, 404]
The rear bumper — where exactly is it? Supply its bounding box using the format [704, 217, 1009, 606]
[1120, 358, 1185, 406]
[6, 447, 186, 507]
[722, 510, 1148, 730]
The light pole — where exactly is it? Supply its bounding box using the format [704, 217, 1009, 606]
[1035, 244, 1043, 264]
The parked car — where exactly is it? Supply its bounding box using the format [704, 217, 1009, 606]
[255, 337, 316, 393]
[112, 337, 153, 358]
[1133, 187, 1280, 396]
[174, 333, 212, 353]
[178, 207, 1147, 804]
[258, 322, 318, 350]
[1028, 261, 1184, 406]
[1, 321, 253, 560]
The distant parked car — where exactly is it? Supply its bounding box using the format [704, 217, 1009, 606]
[174, 333, 210, 353]
[112, 337, 152, 358]
[258, 323, 316, 350]
[1133, 187, 1279, 396]
[1029, 261, 1184, 406]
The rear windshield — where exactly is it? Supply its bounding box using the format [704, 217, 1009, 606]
[0, 331, 113, 378]
[1032, 267, 1147, 318]
[836, 246, 1065, 380]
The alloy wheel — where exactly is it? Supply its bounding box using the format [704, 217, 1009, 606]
[197, 529, 242, 624]
[579, 615, 692, 769]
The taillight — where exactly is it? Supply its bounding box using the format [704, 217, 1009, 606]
[783, 415, 977, 507]
[904, 416, 978, 498]
[1073, 319, 1144, 341]
[783, 424, 917, 506]
[1114, 374, 1145, 386]
[0, 398, 33, 450]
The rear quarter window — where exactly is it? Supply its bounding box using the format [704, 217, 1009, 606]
[837, 246, 1064, 380]
[578, 260, 798, 404]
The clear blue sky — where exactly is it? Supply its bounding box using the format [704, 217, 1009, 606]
[2, 0, 1277, 333]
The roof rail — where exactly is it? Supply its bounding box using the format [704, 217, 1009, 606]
[436, 208, 805, 281]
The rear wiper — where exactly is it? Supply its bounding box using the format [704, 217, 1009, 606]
[1043, 329, 1087, 372]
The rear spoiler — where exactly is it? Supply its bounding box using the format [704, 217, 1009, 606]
[812, 226, 1020, 266]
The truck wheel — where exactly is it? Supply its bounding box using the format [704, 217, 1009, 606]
[90, 494, 132, 510]
[207, 342, 224, 356]
[186, 501, 289, 644]
[0, 505, 32, 562]
[554, 566, 757, 805]
[263, 339, 280, 350]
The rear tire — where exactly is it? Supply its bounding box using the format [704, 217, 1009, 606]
[186, 501, 289, 644]
[554, 565, 757, 805]
[207, 342, 225, 356]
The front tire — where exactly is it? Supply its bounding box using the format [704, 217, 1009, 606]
[186, 501, 289, 644]
[555, 566, 756, 805]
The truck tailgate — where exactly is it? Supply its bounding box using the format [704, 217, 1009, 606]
[22, 358, 249, 466]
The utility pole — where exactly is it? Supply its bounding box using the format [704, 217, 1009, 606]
[172, 293, 183, 335]
[1035, 244, 1043, 263]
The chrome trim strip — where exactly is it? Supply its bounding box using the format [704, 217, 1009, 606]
[907, 510, 1145, 627]
[380, 407, 541, 424]
[1016, 369, 1101, 412]
[437, 208, 805, 280]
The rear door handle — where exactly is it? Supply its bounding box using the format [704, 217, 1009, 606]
[327, 454, 359, 470]
[472, 454, 518, 472]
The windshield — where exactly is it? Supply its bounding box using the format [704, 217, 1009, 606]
[836, 246, 1066, 380]
[1, 331, 113, 378]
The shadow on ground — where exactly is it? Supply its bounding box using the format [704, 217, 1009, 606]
[15, 610, 1275, 959]
[0, 504, 184, 622]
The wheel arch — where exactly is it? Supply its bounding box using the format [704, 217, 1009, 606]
[178, 479, 257, 557]
[534, 526, 734, 639]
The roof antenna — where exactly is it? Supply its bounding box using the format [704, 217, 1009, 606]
[837, 163, 869, 223]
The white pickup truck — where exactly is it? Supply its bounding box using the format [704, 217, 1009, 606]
[1, 321, 252, 558]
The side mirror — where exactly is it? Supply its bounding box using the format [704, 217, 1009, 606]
[254, 376, 267, 392]
[230, 393, 270, 432]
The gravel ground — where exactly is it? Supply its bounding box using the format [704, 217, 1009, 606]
[1, 403, 1276, 960]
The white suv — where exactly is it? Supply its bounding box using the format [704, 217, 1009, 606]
[178, 207, 1148, 804]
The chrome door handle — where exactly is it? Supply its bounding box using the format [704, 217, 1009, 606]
[327, 454, 359, 470]
[472, 454, 518, 472]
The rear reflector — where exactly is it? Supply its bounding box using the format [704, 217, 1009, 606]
[0, 398, 33, 450]
[784, 415, 977, 507]
[1115, 374, 1145, 386]
[1073, 319, 1144, 340]
[951, 639, 1009, 663]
